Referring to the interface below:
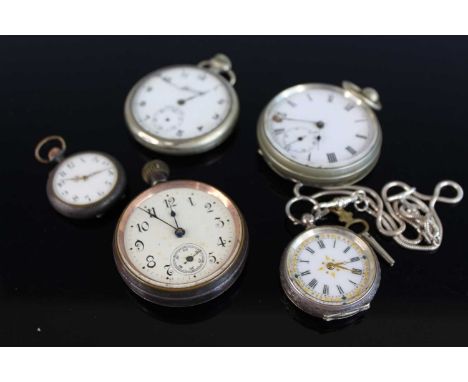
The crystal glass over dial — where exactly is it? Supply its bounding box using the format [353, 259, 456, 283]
[265, 85, 378, 169]
[52, 152, 118, 206]
[257, 82, 382, 187]
[116, 182, 245, 291]
[287, 231, 375, 305]
[281, 226, 380, 320]
[128, 66, 232, 141]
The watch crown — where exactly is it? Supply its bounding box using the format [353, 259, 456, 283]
[142, 160, 170, 186]
[342, 81, 382, 111]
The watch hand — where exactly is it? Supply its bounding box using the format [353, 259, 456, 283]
[138, 207, 178, 230]
[169, 207, 180, 229]
[273, 114, 325, 128]
[184, 249, 202, 264]
[284, 136, 306, 149]
[82, 168, 111, 180]
[62, 175, 84, 182]
[177, 85, 218, 106]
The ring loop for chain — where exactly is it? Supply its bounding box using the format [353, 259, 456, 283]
[34, 135, 66, 164]
[285, 196, 319, 227]
[198, 54, 237, 86]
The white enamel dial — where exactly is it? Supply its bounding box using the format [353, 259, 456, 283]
[52, 152, 118, 205]
[265, 86, 378, 169]
[121, 185, 240, 288]
[130, 66, 232, 140]
[287, 231, 375, 305]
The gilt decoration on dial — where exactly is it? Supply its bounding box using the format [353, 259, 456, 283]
[288, 231, 375, 305]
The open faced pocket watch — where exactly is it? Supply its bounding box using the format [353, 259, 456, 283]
[113, 160, 248, 307]
[257, 81, 383, 187]
[35, 135, 126, 219]
[124, 54, 239, 155]
[280, 190, 395, 321]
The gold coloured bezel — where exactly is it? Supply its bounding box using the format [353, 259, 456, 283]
[124, 65, 239, 155]
[114, 180, 247, 293]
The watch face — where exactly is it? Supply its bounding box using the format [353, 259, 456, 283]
[118, 181, 244, 290]
[264, 84, 379, 169]
[286, 228, 377, 306]
[52, 152, 118, 205]
[129, 65, 232, 140]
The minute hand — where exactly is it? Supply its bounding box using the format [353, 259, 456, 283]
[138, 207, 177, 230]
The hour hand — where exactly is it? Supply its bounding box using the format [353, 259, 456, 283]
[138, 207, 185, 238]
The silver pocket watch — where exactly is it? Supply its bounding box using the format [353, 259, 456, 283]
[280, 192, 395, 321]
[35, 136, 126, 219]
[257, 81, 382, 187]
[125, 54, 239, 155]
[113, 160, 249, 307]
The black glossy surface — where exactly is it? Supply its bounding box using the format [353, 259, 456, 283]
[1, 36, 467, 346]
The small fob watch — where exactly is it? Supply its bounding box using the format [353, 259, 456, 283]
[124, 54, 239, 155]
[113, 160, 249, 307]
[279, 194, 393, 321]
[281, 226, 381, 321]
[257, 81, 383, 187]
[35, 135, 126, 219]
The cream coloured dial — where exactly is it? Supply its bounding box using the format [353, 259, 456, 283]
[122, 186, 239, 288]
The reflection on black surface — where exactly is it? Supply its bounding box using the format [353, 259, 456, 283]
[128, 272, 244, 324]
[129, 129, 238, 172]
[256, 154, 296, 199]
[281, 292, 365, 334]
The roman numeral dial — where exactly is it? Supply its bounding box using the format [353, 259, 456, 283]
[290, 230, 375, 305]
[264, 84, 379, 171]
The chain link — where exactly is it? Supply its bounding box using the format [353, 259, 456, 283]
[287, 180, 463, 252]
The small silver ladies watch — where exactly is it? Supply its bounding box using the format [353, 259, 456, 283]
[35, 135, 126, 219]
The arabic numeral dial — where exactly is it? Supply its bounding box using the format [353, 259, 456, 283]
[122, 186, 237, 286]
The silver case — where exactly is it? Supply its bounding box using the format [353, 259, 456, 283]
[124, 64, 240, 155]
[46, 151, 126, 219]
[280, 226, 381, 321]
[257, 83, 382, 187]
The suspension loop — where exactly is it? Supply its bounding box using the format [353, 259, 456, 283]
[285, 196, 320, 228]
[198, 54, 236, 85]
[34, 135, 66, 164]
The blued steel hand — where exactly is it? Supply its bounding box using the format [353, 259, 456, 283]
[138, 207, 177, 230]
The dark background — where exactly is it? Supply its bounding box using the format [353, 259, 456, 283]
[0, 36, 467, 346]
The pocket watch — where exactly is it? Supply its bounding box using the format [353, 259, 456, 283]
[124, 54, 239, 155]
[113, 160, 249, 307]
[257, 81, 383, 187]
[34, 135, 126, 219]
[279, 191, 395, 321]
[280, 225, 381, 321]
